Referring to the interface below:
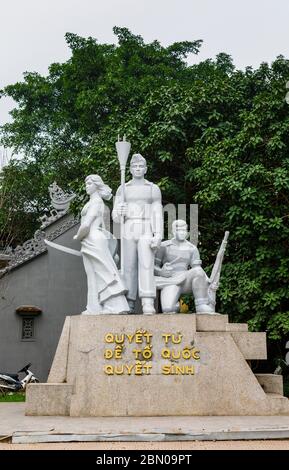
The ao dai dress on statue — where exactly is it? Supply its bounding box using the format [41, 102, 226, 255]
[80, 198, 128, 314]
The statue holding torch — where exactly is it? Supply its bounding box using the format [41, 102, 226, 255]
[113, 140, 163, 314]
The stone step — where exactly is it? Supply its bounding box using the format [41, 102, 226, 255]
[255, 374, 284, 395]
[26, 383, 73, 416]
[231, 332, 267, 360]
[226, 323, 248, 332]
[196, 314, 228, 331]
[266, 393, 289, 415]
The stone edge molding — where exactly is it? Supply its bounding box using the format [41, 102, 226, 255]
[11, 426, 289, 444]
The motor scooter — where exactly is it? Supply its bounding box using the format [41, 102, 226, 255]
[0, 363, 39, 394]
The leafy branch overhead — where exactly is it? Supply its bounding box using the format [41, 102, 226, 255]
[0, 27, 289, 346]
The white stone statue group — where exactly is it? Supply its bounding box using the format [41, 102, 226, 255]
[74, 150, 228, 315]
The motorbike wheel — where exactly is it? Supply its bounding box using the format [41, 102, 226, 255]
[0, 379, 8, 396]
[31, 378, 39, 383]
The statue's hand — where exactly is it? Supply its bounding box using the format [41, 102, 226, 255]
[116, 203, 128, 216]
[150, 236, 162, 250]
[73, 224, 90, 241]
[160, 263, 173, 278]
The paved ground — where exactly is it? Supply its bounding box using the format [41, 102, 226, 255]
[1, 441, 289, 450]
[1, 403, 289, 446]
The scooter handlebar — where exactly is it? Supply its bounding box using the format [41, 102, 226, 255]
[18, 363, 32, 373]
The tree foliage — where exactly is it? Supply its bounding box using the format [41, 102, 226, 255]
[1, 27, 289, 350]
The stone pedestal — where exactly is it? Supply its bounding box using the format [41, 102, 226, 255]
[26, 314, 289, 417]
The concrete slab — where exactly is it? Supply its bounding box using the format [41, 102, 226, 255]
[2, 403, 289, 443]
[230, 331, 267, 360]
[196, 314, 228, 331]
[32, 315, 276, 417]
[25, 383, 73, 416]
[255, 374, 284, 395]
[226, 323, 248, 332]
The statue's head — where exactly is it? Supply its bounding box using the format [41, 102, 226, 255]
[130, 153, 147, 179]
[85, 175, 112, 201]
[172, 220, 188, 241]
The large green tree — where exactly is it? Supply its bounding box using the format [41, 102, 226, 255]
[0, 27, 202, 243]
[1, 28, 289, 357]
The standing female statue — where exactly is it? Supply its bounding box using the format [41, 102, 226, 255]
[74, 175, 129, 314]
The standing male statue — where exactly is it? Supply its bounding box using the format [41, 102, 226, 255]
[155, 220, 215, 314]
[112, 154, 163, 314]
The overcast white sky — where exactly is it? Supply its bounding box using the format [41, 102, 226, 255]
[1, 0, 289, 128]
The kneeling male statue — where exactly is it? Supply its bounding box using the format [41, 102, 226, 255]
[155, 220, 229, 314]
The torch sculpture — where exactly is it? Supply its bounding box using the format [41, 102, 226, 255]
[115, 136, 131, 275]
